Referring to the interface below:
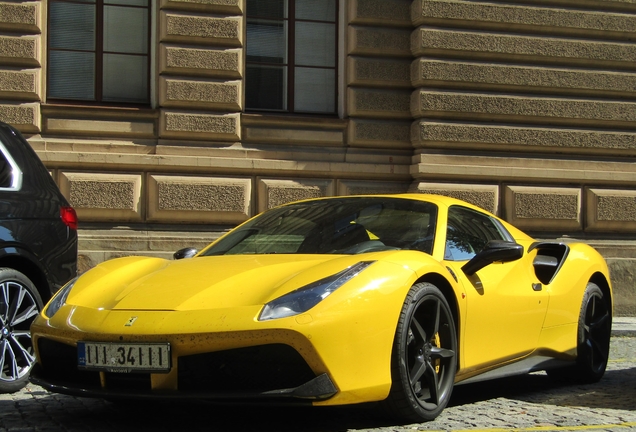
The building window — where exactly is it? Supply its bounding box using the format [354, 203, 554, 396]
[246, 0, 337, 114]
[47, 0, 150, 105]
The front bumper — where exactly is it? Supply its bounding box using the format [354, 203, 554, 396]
[31, 337, 337, 402]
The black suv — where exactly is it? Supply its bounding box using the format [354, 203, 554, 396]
[0, 122, 77, 393]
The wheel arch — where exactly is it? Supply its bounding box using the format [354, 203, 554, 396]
[589, 271, 613, 315]
[414, 273, 459, 327]
[413, 272, 461, 363]
[0, 254, 50, 303]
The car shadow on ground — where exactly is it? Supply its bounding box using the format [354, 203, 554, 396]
[3, 367, 633, 432]
[450, 366, 636, 411]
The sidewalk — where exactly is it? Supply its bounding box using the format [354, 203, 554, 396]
[612, 316, 636, 337]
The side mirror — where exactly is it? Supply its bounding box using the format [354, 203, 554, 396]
[173, 247, 198, 260]
[461, 240, 523, 276]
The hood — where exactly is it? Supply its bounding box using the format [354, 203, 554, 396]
[67, 254, 372, 312]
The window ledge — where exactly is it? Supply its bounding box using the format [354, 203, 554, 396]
[241, 113, 346, 130]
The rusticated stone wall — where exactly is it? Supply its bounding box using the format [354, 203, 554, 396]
[0, 2, 39, 132]
[348, 0, 413, 150]
[158, 2, 243, 141]
[410, 0, 636, 236]
[0, 0, 633, 312]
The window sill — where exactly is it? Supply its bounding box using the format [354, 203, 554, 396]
[241, 112, 345, 128]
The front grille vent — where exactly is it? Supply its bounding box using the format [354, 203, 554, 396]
[178, 344, 316, 392]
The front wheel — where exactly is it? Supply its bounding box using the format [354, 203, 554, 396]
[383, 282, 457, 422]
[0, 268, 43, 393]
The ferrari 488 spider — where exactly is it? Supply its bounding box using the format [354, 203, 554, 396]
[30, 194, 612, 421]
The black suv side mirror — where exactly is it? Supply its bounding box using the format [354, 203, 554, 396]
[461, 240, 524, 276]
[173, 247, 198, 260]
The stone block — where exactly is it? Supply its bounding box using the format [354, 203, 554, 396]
[45, 118, 155, 138]
[147, 174, 251, 223]
[411, 90, 636, 128]
[160, 45, 242, 78]
[607, 258, 636, 316]
[411, 0, 636, 39]
[0, 103, 38, 132]
[0, 36, 38, 67]
[504, 185, 582, 231]
[59, 172, 142, 222]
[411, 28, 636, 70]
[0, 69, 39, 101]
[412, 182, 498, 214]
[160, 110, 240, 141]
[349, 88, 412, 119]
[349, 0, 411, 27]
[160, 11, 242, 47]
[411, 120, 636, 154]
[411, 59, 636, 98]
[348, 119, 411, 149]
[348, 57, 411, 88]
[348, 26, 411, 57]
[338, 180, 410, 196]
[586, 188, 636, 231]
[412, 151, 636, 185]
[243, 126, 343, 146]
[0, 2, 39, 33]
[258, 178, 334, 212]
[159, 77, 241, 111]
[159, 0, 243, 14]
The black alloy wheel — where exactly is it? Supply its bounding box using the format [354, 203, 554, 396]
[0, 268, 43, 393]
[384, 282, 457, 422]
[547, 281, 611, 383]
[576, 282, 611, 382]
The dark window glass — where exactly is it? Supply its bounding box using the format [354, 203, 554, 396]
[445, 206, 508, 261]
[48, 0, 150, 105]
[246, 0, 337, 114]
[202, 198, 437, 256]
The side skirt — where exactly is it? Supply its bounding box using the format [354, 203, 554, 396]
[456, 356, 574, 386]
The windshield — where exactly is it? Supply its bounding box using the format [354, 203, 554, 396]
[202, 197, 438, 256]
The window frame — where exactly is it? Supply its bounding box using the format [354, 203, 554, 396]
[46, 0, 152, 107]
[245, 0, 339, 115]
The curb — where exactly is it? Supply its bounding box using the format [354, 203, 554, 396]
[612, 317, 636, 337]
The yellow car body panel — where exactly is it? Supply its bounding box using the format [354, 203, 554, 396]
[29, 194, 613, 419]
[33, 253, 455, 404]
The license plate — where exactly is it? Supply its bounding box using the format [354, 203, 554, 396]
[77, 342, 171, 372]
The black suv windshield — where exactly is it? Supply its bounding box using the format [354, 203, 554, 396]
[202, 197, 437, 255]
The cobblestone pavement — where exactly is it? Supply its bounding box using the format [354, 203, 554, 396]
[1, 336, 635, 432]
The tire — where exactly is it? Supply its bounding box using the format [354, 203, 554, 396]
[548, 282, 611, 383]
[383, 282, 457, 422]
[0, 268, 43, 393]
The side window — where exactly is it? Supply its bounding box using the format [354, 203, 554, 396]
[245, 0, 338, 114]
[47, 0, 150, 105]
[445, 206, 507, 261]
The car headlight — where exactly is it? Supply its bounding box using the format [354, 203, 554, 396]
[45, 277, 78, 318]
[258, 261, 375, 321]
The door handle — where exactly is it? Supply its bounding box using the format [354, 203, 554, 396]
[532, 283, 542, 291]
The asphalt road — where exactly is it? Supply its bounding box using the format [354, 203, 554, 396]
[2, 336, 635, 432]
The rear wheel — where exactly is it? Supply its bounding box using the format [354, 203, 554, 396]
[0, 268, 43, 393]
[574, 282, 611, 382]
[383, 282, 457, 422]
[548, 282, 611, 383]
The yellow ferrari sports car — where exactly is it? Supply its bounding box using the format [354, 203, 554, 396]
[30, 194, 612, 422]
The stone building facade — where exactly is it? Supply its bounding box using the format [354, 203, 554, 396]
[1, 0, 635, 313]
